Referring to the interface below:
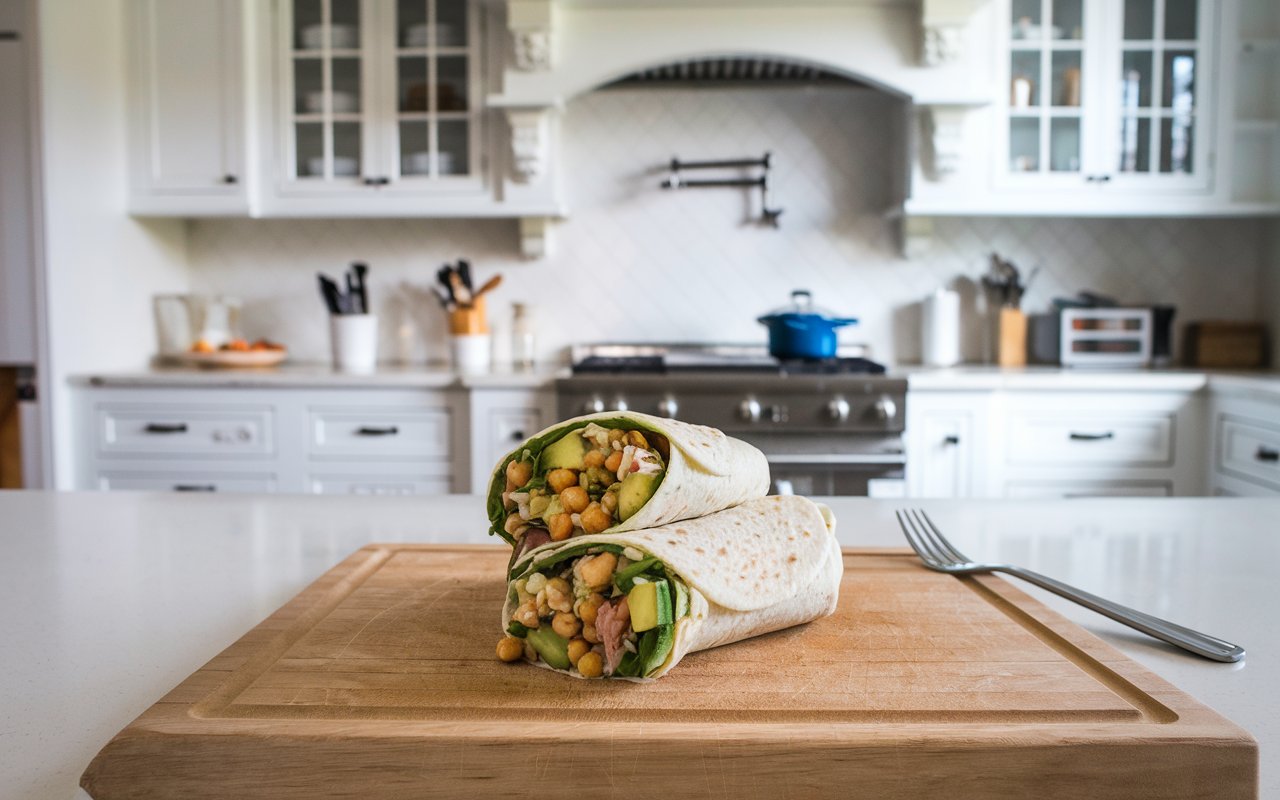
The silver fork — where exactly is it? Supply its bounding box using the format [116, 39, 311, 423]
[896, 509, 1245, 663]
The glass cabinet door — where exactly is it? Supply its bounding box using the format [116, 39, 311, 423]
[1112, 0, 1208, 183]
[1006, 0, 1088, 177]
[391, 0, 475, 181]
[288, 0, 369, 182]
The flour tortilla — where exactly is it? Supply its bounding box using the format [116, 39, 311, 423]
[486, 411, 770, 547]
[503, 495, 843, 680]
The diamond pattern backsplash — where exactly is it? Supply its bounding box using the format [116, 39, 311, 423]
[188, 87, 1266, 365]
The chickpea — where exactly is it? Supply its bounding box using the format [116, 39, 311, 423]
[548, 513, 573, 541]
[577, 651, 604, 678]
[607, 429, 625, 444]
[506, 459, 533, 488]
[581, 624, 600, 645]
[600, 491, 618, 515]
[567, 638, 591, 666]
[544, 577, 573, 612]
[496, 636, 524, 663]
[547, 468, 579, 494]
[560, 485, 589, 514]
[604, 450, 623, 473]
[627, 430, 649, 449]
[580, 502, 613, 534]
[514, 599, 539, 628]
[583, 449, 606, 468]
[552, 612, 581, 638]
[577, 551, 617, 589]
[503, 513, 525, 537]
[577, 593, 604, 626]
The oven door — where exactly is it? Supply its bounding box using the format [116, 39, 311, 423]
[766, 454, 905, 498]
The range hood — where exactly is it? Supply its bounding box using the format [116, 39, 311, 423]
[605, 56, 872, 88]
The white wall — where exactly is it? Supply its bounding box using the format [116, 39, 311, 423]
[187, 86, 1266, 366]
[38, 0, 190, 488]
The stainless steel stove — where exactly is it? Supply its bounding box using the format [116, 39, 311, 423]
[556, 344, 907, 497]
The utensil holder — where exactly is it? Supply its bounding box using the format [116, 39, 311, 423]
[998, 308, 1027, 367]
[451, 333, 491, 375]
[330, 314, 378, 374]
[448, 296, 487, 335]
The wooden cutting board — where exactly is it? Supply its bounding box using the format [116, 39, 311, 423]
[81, 546, 1256, 799]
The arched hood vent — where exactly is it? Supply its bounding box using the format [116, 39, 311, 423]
[604, 56, 873, 89]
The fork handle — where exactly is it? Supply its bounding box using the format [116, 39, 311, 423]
[997, 566, 1245, 663]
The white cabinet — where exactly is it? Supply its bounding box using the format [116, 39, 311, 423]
[466, 387, 555, 493]
[126, 0, 249, 215]
[0, 2, 38, 364]
[1207, 386, 1280, 496]
[905, 393, 991, 498]
[999, 0, 1215, 194]
[262, 0, 503, 216]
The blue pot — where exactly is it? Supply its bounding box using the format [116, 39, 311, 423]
[758, 291, 857, 360]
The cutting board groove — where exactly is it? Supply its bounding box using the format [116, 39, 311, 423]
[81, 545, 1257, 800]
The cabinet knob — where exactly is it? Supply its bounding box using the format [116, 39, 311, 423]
[943, 435, 960, 446]
[144, 422, 188, 434]
[222, 174, 238, 184]
[1257, 446, 1279, 463]
[510, 430, 525, 441]
[363, 176, 391, 186]
[357, 426, 400, 436]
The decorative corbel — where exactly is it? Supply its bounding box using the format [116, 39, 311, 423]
[508, 0, 554, 71]
[920, 0, 986, 66]
[917, 105, 968, 182]
[505, 108, 550, 183]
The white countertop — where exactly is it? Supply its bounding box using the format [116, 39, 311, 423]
[71, 362, 566, 390]
[1, 492, 1274, 799]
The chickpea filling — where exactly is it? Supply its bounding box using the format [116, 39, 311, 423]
[496, 423, 670, 554]
[497, 544, 688, 679]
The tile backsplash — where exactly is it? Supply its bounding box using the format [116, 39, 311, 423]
[188, 86, 1266, 365]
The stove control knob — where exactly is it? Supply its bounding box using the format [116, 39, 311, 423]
[872, 395, 898, 423]
[581, 395, 605, 415]
[656, 395, 679, 418]
[738, 396, 762, 423]
[826, 397, 851, 422]
[610, 396, 629, 412]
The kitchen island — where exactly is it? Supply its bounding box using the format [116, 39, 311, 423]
[1, 492, 1273, 798]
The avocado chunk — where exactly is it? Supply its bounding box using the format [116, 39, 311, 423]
[617, 471, 662, 521]
[525, 627, 571, 670]
[628, 578, 673, 633]
[541, 431, 588, 471]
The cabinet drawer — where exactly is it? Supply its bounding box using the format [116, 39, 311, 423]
[1005, 481, 1172, 499]
[1218, 415, 1280, 491]
[308, 407, 451, 459]
[308, 474, 451, 496]
[97, 405, 274, 457]
[1006, 413, 1172, 466]
[96, 471, 277, 493]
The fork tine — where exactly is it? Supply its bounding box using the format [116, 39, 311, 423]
[897, 509, 946, 565]
[904, 509, 952, 564]
[894, 510, 936, 565]
[917, 510, 972, 564]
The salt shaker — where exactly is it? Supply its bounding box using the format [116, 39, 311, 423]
[511, 303, 536, 369]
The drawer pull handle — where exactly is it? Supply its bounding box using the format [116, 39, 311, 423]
[943, 435, 960, 446]
[145, 423, 189, 434]
[173, 484, 216, 492]
[357, 426, 400, 436]
[1069, 431, 1115, 441]
[1257, 446, 1280, 463]
[511, 430, 526, 441]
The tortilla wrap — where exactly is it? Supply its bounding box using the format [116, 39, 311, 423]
[502, 495, 843, 681]
[486, 411, 770, 548]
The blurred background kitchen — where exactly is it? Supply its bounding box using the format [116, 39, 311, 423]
[3, 0, 1279, 499]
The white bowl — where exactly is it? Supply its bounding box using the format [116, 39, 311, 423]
[300, 24, 358, 50]
[304, 91, 357, 114]
[403, 23, 458, 47]
[305, 156, 360, 177]
[401, 151, 456, 176]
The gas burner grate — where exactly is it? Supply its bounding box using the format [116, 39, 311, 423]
[776, 357, 887, 376]
[571, 354, 887, 376]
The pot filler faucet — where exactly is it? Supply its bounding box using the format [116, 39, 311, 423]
[661, 151, 783, 227]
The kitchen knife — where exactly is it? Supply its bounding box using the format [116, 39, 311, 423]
[318, 273, 344, 315]
[345, 271, 358, 314]
[437, 265, 456, 305]
[457, 260, 472, 292]
[352, 262, 369, 314]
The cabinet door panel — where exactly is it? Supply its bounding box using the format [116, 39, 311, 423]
[0, 16, 36, 363]
[131, 0, 242, 193]
[915, 412, 974, 498]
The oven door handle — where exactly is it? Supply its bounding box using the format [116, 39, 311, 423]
[764, 454, 906, 466]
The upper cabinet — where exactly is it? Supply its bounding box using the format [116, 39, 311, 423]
[126, 0, 249, 215]
[265, 0, 491, 212]
[998, 0, 1213, 193]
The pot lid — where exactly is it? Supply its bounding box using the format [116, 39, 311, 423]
[760, 290, 853, 321]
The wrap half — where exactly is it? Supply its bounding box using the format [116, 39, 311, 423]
[497, 495, 843, 681]
[487, 411, 770, 559]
